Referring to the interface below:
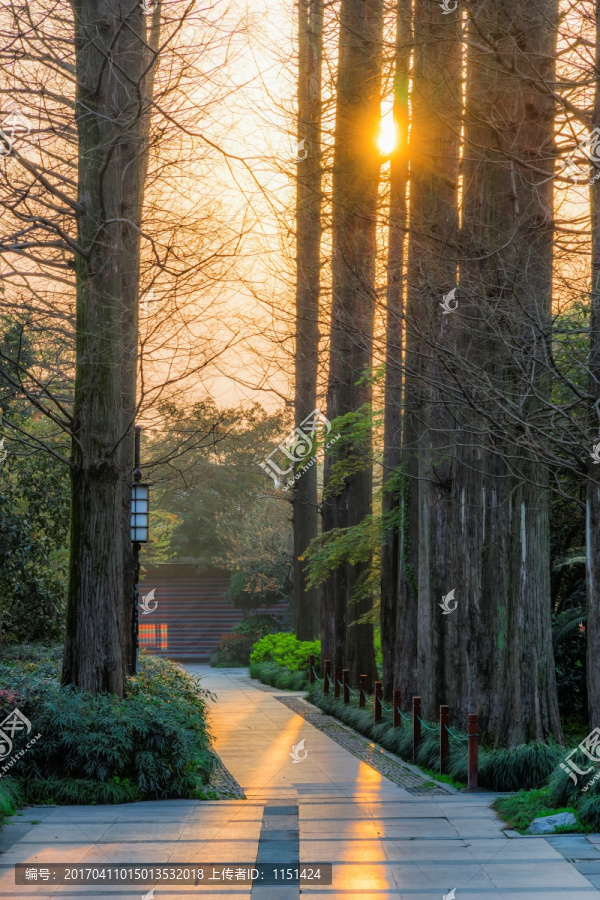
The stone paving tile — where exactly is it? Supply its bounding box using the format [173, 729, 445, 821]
[1, 667, 598, 899]
[275, 695, 451, 797]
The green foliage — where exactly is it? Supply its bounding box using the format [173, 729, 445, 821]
[144, 402, 293, 612]
[249, 633, 320, 671]
[249, 661, 309, 690]
[305, 685, 560, 792]
[211, 614, 281, 667]
[303, 514, 381, 612]
[0, 318, 70, 648]
[0, 778, 21, 824]
[20, 777, 142, 806]
[374, 626, 382, 670]
[1, 649, 214, 803]
[0, 445, 69, 647]
[492, 788, 581, 834]
[478, 742, 562, 792]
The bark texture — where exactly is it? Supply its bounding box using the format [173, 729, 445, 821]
[455, 0, 562, 744]
[404, 0, 461, 717]
[293, 0, 323, 641]
[587, 0, 600, 730]
[321, 0, 383, 687]
[381, 0, 411, 701]
[63, 0, 144, 695]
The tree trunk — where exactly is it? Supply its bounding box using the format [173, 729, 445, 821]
[404, 0, 461, 718]
[121, 0, 162, 677]
[62, 0, 144, 696]
[455, 0, 562, 744]
[293, 0, 323, 641]
[321, 0, 383, 687]
[381, 0, 411, 701]
[587, 0, 600, 730]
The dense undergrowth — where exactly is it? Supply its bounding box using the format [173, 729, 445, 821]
[0, 644, 215, 805]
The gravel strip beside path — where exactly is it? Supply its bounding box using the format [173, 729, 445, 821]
[274, 694, 452, 796]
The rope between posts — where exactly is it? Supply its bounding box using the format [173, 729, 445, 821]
[397, 708, 412, 722]
[311, 665, 323, 683]
[348, 687, 360, 696]
[444, 724, 478, 742]
[379, 700, 392, 713]
[417, 715, 437, 732]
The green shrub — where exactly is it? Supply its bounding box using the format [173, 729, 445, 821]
[0, 778, 21, 823]
[479, 742, 561, 792]
[1, 650, 214, 803]
[492, 787, 580, 833]
[306, 685, 560, 793]
[250, 633, 320, 671]
[249, 661, 309, 690]
[211, 614, 280, 667]
[210, 633, 252, 667]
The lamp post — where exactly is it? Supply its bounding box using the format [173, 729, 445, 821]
[130, 425, 150, 673]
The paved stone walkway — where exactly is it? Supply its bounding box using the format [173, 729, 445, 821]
[0, 665, 598, 899]
[276, 695, 450, 795]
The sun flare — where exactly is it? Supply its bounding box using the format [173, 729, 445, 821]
[378, 113, 398, 155]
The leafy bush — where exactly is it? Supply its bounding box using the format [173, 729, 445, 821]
[211, 633, 250, 667]
[250, 633, 320, 671]
[492, 787, 581, 833]
[0, 778, 20, 824]
[0, 649, 215, 804]
[249, 661, 309, 690]
[211, 614, 280, 667]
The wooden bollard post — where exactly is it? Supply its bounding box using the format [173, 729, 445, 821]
[334, 665, 341, 700]
[308, 654, 315, 685]
[374, 681, 382, 725]
[468, 713, 479, 791]
[413, 696, 422, 763]
[440, 705, 449, 775]
[359, 674, 367, 708]
[343, 669, 350, 704]
[393, 690, 401, 729]
[324, 660, 331, 695]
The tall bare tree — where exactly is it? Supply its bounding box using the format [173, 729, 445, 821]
[293, 0, 323, 641]
[381, 0, 411, 700]
[587, 0, 600, 729]
[401, 0, 461, 714]
[452, 0, 562, 743]
[321, 0, 384, 686]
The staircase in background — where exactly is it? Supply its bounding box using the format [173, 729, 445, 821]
[138, 564, 287, 661]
